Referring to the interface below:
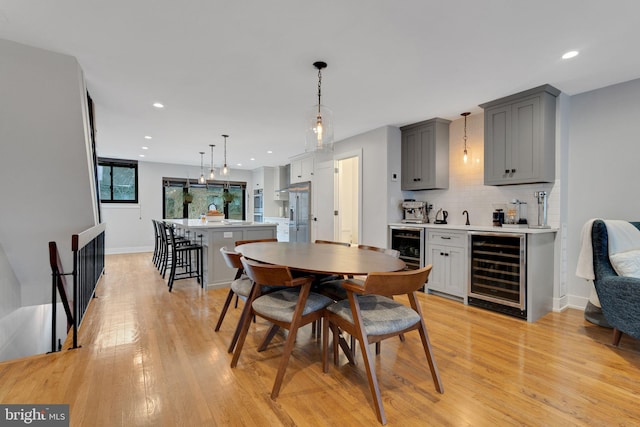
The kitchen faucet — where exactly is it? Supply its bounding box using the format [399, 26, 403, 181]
[462, 210, 470, 225]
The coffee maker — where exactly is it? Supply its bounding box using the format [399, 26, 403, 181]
[402, 200, 429, 223]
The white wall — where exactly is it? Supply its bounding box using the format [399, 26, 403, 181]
[0, 243, 20, 320]
[0, 39, 96, 306]
[565, 78, 640, 308]
[102, 161, 252, 253]
[333, 126, 403, 248]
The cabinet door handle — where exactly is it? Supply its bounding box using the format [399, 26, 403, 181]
[511, 168, 516, 173]
[440, 236, 451, 240]
[505, 169, 509, 174]
[440, 252, 444, 256]
[444, 253, 449, 257]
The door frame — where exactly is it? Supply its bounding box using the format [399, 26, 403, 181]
[334, 149, 363, 244]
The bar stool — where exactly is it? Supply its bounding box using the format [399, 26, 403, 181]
[158, 222, 190, 278]
[164, 223, 204, 292]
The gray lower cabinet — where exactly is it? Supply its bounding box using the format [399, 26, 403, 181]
[426, 230, 467, 301]
[480, 84, 560, 186]
[205, 226, 276, 287]
[400, 118, 451, 190]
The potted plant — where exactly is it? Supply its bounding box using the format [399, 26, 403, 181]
[183, 192, 193, 204]
[222, 190, 235, 204]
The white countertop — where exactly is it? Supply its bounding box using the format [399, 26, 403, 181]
[166, 219, 277, 229]
[388, 222, 557, 234]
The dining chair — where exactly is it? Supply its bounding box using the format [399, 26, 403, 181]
[322, 265, 443, 425]
[235, 237, 278, 247]
[314, 239, 351, 247]
[231, 257, 333, 400]
[215, 247, 255, 353]
[357, 244, 400, 259]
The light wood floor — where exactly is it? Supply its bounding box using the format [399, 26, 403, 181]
[1, 253, 640, 426]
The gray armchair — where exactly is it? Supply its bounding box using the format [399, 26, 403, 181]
[591, 219, 640, 345]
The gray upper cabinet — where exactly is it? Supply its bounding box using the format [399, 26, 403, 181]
[480, 84, 560, 186]
[400, 118, 451, 190]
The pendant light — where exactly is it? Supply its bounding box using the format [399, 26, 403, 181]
[221, 134, 229, 176]
[461, 112, 471, 164]
[198, 151, 206, 183]
[209, 144, 216, 179]
[306, 61, 334, 152]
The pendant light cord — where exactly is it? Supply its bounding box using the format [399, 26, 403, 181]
[317, 68, 322, 114]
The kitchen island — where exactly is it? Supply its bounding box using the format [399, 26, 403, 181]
[167, 219, 277, 288]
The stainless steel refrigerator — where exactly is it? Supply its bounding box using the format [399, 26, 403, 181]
[288, 181, 311, 242]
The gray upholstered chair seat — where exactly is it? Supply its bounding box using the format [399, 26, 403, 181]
[252, 289, 333, 323]
[230, 275, 252, 297]
[326, 295, 420, 336]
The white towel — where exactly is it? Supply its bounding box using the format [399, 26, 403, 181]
[575, 218, 598, 280]
[605, 220, 640, 255]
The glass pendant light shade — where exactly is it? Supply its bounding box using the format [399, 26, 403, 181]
[461, 112, 471, 164]
[306, 61, 334, 152]
[198, 151, 205, 184]
[209, 144, 216, 179]
[221, 134, 229, 176]
[306, 104, 334, 152]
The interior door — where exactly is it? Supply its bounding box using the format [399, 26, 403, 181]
[337, 156, 359, 244]
[312, 159, 335, 242]
[335, 150, 361, 245]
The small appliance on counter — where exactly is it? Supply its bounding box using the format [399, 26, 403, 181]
[492, 209, 504, 227]
[530, 191, 550, 229]
[503, 199, 528, 228]
[434, 208, 448, 224]
[401, 200, 429, 223]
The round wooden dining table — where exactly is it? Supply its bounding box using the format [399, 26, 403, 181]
[233, 241, 407, 368]
[235, 241, 406, 275]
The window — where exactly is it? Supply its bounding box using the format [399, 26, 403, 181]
[162, 179, 245, 220]
[98, 158, 138, 203]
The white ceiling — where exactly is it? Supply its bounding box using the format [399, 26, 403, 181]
[1, 1, 639, 170]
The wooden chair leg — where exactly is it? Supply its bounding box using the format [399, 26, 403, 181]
[270, 320, 300, 400]
[215, 289, 235, 331]
[270, 284, 312, 400]
[323, 315, 330, 373]
[612, 328, 623, 346]
[258, 324, 280, 352]
[417, 321, 444, 394]
[230, 285, 260, 367]
[357, 330, 386, 425]
[228, 294, 253, 354]
[333, 324, 340, 366]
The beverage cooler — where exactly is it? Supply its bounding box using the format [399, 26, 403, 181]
[389, 226, 425, 271]
[468, 232, 526, 319]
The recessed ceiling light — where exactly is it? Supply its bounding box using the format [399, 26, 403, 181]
[152, 102, 164, 108]
[267, 150, 273, 154]
[250, 158, 256, 161]
[144, 135, 152, 140]
[236, 163, 242, 167]
[142, 146, 149, 150]
[139, 154, 145, 158]
[562, 50, 579, 59]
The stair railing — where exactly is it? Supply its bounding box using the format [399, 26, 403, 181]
[49, 222, 106, 352]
